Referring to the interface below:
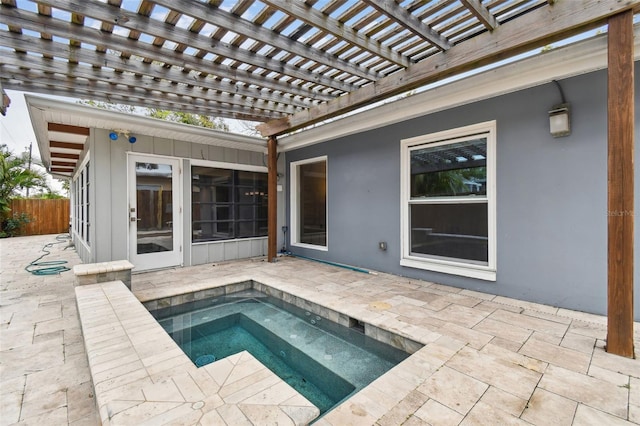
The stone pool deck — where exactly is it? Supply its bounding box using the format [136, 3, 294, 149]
[2, 234, 640, 425]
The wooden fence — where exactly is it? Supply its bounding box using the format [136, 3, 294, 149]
[9, 199, 70, 236]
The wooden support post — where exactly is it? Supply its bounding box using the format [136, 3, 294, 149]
[607, 10, 635, 358]
[267, 136, 278, 263]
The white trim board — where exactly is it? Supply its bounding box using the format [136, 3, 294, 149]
[280, 24, 640, 152]
[289, 156, 329, 252]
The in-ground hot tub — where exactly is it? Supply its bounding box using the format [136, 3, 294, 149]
[148, 286, 416, 416]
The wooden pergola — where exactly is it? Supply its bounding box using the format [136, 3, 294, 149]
[0, 0, 636, 357]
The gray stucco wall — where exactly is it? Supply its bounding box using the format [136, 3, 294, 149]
[286, 65, 640, 320]
[88, 130, 269, 267]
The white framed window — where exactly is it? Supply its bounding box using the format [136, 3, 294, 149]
[72, 155, 90, 247]
[401, 121, 497, 281]
[290, 156, 328, 251]
[190, 160, 268, 243]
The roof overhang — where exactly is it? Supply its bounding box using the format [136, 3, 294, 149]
[26, 97, 266, 179]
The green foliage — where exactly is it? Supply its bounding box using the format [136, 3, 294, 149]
[34, 189, 66, 199]
[0, 144, 49, 213]
[412, 167, 486, 197]
[76, 100, 230, 131]
[146, 109, 229, 131]
[60, 179, 70, 195]
[77, 100, 136, 113]
[0, 212, 31, 238]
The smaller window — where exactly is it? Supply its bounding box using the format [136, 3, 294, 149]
[290, 156, 328, 250]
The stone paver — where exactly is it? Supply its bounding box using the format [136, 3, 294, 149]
[2, 235, 640, 425]
[1, 234, 98, 426]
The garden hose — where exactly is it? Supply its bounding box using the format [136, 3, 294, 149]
[25, 234, 72, 275]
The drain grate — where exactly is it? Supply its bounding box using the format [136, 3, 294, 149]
[195, 354, 216, 367]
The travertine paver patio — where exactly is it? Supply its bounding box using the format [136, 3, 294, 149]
[1, 235, 98, 425]
[2, 234, 640, 425]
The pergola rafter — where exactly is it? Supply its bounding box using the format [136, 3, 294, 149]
[362, 0, 452, 51]
[256, 0, 640, 136]
[0, 0, 636, 135]
[1, 0, 581, 129]
[33, 0, 366, 91]
[0, 40, 305, 114]
[259, 0, 409, 67]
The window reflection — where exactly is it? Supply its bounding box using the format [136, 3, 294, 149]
[192, 166, 267, 242]
[410, 138, 487, 198]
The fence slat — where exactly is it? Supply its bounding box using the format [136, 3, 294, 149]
[9, 199, 70, 236]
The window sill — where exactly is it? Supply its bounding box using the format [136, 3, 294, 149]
[191, 236, 267, 245]
[291, 242, 329, 252]
[400, 257, 496, 281]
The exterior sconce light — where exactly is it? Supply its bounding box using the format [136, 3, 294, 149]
[109, 129, 137, 143]
[549, 103, 571, 138]
[549, 80, 571, 138]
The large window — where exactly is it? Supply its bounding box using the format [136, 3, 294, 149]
[191, 164, 267, 242]
[401, 121, 496, 281]
[291, 156, 327, 250]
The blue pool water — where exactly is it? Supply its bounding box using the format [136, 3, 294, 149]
[150, 289, 410, 415]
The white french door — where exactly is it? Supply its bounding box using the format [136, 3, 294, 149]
[128, 154, 182, 271]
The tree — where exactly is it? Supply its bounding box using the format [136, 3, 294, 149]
[77, 100, 229, 131]
[77, 100, 136, 114]
[146, 109, 229, 131]
[60, 179, 70, 195]
[0, 144, 49, 213]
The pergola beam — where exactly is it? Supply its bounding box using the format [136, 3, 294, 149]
[606, 10, 635, 358]
[258, 0, 640, 136]
[260, 0, 409, 68]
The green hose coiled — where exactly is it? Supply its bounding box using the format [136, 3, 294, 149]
[25, 234, 71, 275]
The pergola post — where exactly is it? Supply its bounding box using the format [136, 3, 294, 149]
[267, 136, 278, 263]
[607, 10, 635, 358]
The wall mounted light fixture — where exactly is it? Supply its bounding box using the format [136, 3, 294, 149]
[109, 129, 137, 143]
[548, 104, 571, 137]
[549, 80, 571, 138]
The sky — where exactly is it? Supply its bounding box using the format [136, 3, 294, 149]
[0, 90, 71, 192]
[1, 90, 42, 156]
